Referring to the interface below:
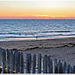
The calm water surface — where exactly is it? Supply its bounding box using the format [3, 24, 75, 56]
[0, 19, 75, 41]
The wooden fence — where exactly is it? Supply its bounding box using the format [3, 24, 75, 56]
[0, 48, 75, 73]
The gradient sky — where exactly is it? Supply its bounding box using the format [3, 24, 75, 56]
[0, 0, 75, 19]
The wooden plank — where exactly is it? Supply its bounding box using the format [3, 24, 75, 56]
[59, 61, 63, 73]
[43, 55, 47, 73]
[73, 66, 75, 73]
[54, 59, 58, 73]
[67, 64, 71, 73]
[32, 54, 36, 73]
[3, 49, 6, 73]
[0, 48, 2, 67]
[20, 52, 24, 73]
[13, 51, 15, 72]
[14, 51, 18, 73]
[7, 49, 10, 73]
[1, 50, 5, 73]
[18, 52, 20, 73]
[26, 53, 31, 73]
[38, 54, 41, 73]
[63, 62, 67, 73]
[10, 50, 13, 73]
[50, 59, 53, 73]
[47, 56, 51, 73]
[0, 48, 2, 73]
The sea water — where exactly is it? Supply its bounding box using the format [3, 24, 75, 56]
[0, 19, 75, 41]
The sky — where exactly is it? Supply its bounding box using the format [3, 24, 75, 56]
[0, 0, 75, 19]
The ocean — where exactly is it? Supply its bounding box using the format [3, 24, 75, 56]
[0, 19, 75, 41]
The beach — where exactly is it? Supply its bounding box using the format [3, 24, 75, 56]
[0, 37, 75, 66]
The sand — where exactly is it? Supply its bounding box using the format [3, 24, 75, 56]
[0, 37, 75, 66]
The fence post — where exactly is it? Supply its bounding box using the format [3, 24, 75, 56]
[47, 56, 51, 73]
[32, 54, 36, 73]
[20, 52, 24, 73]
[73, 66, 75, 73]
[50, 59, 53, 73]
[43, 55, 47, 73]
[1, 50, 5, 73]
[7, 49, 10, 73]
[0, 48, 2, 73]
[10, 50, 13, 73]
[18, 52, 20, 73]
[63, 62, 67, 73]
[67, 64, 71, 73]
[26, 53, 31, 73]
[59, 61, 63, 73]
[14, 51, 18, 73]
[38, 54, 41, 73]
[54, 59, 58, 73]
[0, 48, 2, 68]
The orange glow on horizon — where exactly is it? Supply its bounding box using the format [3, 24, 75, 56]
[0, 1, 75, 19]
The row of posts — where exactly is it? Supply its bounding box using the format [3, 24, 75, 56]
[0, 48, 75, 73]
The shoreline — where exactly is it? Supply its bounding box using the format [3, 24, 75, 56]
[0, 37, 75, 50]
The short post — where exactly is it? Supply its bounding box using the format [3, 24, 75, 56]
[54, 59, 58, 73]
[18, 52, 20, 73]
[1, 50, 5, 73]
[0, 48, 2, 68]
[7, 49, 10, 73]
[26, 53, 31, 73]
[43, 55, 47, 73]
[38, 54, 41, 73]
[50, 59, 53, 73]
[20, 52, 24, 73]
[47, 56, 51, 73]
[67, 64, 71, 73]
[63, 62, 67, 73]
[14, 51, 18, 73]
[73, 66, 75, 73]
[32, 54, 36, 73]
[59, 61, 63, 73]
[10, 50, 13, 73]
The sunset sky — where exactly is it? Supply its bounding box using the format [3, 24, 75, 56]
[0, 0, 75, 19]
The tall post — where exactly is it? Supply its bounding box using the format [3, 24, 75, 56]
[32, 54, 36, 73]
[7, 49, 10, 73]
[10, 50, 13, 73]
[20, 52, 24, 73]
[38, 54, 41, 73]
[26, 53, 31, 73]
[43, 55, 47, 73]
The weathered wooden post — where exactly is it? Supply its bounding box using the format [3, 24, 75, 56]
[10, 50, 13, 73]
[7, 49, 10, 73]
[50, 59, 53, 73]
[59, 61, 63, 73]
[67, 64, 71, 73]
[54, 59, 58, 73]
[63, 62, 67, 73]
[26, 53, 31, 73]
[14, 51, 18, 73]
[70, 66, 73, 73]
[32, 54, 36, 73]
[73, 66, 75, 73]
[20, 52, 24, 73]
[0, 48, 2, 73]
[38, 54, 41, 73]
[0, 48, 2, 68]
[43, 55, 47, 73]
[47, 56, 51, 73]
[18, 52, 20, 73]
[1, 50, 5, 73]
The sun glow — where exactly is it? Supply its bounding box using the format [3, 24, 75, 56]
[0, 1, 75, 19]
